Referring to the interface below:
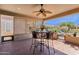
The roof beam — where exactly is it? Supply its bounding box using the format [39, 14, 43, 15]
[45, 7, 79, 20]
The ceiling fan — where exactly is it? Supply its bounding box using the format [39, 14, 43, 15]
[33, 4, 52, 17]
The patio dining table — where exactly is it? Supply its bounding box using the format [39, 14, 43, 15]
[30, 30, 55, 54]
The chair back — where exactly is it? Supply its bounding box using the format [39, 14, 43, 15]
[32, 31, 37, 38]
[46, 32, 51, 39]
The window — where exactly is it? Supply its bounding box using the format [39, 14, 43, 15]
[1, 15, 14, 42]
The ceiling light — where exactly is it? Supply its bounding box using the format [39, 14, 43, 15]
[17, 8, 21, 10]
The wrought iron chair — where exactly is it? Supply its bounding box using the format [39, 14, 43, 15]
[30, 31, 55, 55]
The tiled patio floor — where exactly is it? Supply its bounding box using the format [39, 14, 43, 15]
[0, 38, 79, 55]
[0, 39, 66, 55]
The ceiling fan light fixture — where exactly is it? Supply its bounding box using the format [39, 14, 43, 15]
[33, 4, 52, 17]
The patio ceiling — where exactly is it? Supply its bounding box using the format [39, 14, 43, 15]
[0, 4, 79, 20]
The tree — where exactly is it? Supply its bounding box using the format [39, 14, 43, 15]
[59, 22, 75, 31]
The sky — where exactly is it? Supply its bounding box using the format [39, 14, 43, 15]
[45, 13, 79, 25]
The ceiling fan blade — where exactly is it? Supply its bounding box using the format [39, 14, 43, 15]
[33, 11, 40, 13]
[45, 11, 52, 14]
[42, 13, 46, 17]
[36, 12, 41, 16]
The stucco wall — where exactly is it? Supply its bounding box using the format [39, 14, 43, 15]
[14, 17, 32, 40]
[0, 15, 33, 42]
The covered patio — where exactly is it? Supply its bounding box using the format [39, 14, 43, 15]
[0, 4, 79, 55]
